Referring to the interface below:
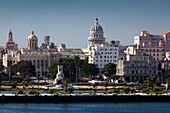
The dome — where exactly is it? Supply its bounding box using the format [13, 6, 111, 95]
[28, 31, 37, 40]
[90, 18, 103, 32]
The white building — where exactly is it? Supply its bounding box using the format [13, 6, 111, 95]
[88, 42, 119, 69]
[87, 18, 105, 49]
[86, 18, 120, 69]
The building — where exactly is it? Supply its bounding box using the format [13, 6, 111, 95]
[116, 48, 163, 83]
[86, 18, 120, 69]
[87, 18, 105, 49]
[27, 31, 38, 50]
[134, 31, 165, 61]
[5, 30, 18, 51]
[88, 41, 119, 69]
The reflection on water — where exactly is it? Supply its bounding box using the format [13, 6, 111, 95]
[0, 102, 170, 113]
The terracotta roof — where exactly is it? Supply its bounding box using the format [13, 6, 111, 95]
[162, 31, 170, 35]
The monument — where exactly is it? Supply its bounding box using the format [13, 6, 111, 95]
[42, 65, 64, 89]
[53, 65, 64, 85]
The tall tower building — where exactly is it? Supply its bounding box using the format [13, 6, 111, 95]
[44, 36, 50, 45]
[5, 30, 18, 50]
[27, 31, 38, 50]
[87, 18, 105, 49]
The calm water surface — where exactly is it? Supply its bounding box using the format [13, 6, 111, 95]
[0, 102, 170, 113]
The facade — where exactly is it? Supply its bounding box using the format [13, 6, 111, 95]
[134, 31, 165, 61]
[88, 41, 119, 69]
[116, 48, 163, 83]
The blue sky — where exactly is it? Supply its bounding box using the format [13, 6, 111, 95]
[0, 0, 170, 48]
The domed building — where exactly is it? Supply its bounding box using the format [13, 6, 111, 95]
[87, 18, 105, 48]
[27, 31, 38, 50]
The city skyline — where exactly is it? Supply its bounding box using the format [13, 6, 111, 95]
[0, 0, 170, 48]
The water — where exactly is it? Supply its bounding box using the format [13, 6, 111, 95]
[0, 102, 170, 113]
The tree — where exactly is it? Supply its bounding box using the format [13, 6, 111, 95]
[12, 61, 35, 77]
[48, 62, 58, 79]
[100, 63, 116, 79]
[48, 57, 99, 82]
[62, 78, 68, 95]
[142, 76, 160, 89]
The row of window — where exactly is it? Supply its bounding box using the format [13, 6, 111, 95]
[95, 52, 117, 55]
[95, 60, 117, 63]
[99, 48, 117, 51]
[128, 70, 157, 75]
[140, 37, 162, 40]
[145, 49, 164, 52]
[96, 56, 117, 58]
[32, 60, 48, 69]
[91, 34, 103, 37]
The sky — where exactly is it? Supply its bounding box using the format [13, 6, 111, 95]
[0, 0, 170, 48]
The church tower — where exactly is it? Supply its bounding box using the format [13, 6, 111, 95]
[5, 30, 18, 50]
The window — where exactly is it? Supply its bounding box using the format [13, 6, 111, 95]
[132, 70, 134, 74]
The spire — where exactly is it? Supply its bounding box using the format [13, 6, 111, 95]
[8, 29, 13, 40]
[32, 31, 34, 35]
[95, 18, 98, 24]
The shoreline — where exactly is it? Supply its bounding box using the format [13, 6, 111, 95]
[1, 95, 170, 103]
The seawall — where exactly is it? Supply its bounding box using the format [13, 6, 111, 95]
[0, 95, 170, 103]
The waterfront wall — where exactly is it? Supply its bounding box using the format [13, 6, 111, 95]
[0, 95, 170, 103]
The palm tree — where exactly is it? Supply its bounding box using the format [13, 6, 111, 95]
[62, 78, 68, 95]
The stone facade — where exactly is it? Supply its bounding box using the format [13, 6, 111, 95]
[116, 49, 163, 83]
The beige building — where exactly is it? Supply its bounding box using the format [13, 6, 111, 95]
[116, 48, 163, 83]
[2, 31, 87, 77]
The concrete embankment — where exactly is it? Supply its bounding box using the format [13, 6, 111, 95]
[0, 95, 170, 103]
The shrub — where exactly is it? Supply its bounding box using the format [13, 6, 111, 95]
[123, 87, 130, 94]
[18, 90, 24, 94]
[28, 90, 37, 95]
[142, 88, 150, 94]
[113, 88, 120, 94]
[153, 86, 162, 94]
[48, 89, 56, 94]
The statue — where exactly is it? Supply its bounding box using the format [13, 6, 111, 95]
[53, 65, 64, 85]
